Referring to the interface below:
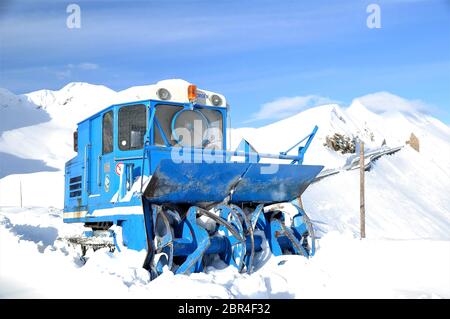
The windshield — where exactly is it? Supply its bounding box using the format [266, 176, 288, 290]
[153, 104, 223, 149]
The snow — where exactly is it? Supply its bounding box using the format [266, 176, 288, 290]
[306, 148, 450, 240]
[0, 88, 50, 133]
[1, 208, 448, 298]
[0, 81, 449, 298]
[231, 101, 450, 171]
[0, 172, 63, 208]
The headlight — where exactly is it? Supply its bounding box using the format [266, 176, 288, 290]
[210, 94, 222, 106]
[157, 88, 171, 100]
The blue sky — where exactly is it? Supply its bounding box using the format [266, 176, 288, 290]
[0, 0, 449, 126]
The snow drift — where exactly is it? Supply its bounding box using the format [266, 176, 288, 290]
[0, 81, 449, 298]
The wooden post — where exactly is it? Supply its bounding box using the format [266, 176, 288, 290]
[359, 141, 365, 239]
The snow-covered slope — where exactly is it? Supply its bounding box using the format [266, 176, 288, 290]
[2, 80, 201, 169]
[0, 80, 198, 207]
[0, 88, 50, 133]
[229, 99, 450, 241]
[228, 100, 450, 241]
[0, 82, 449, 298]
[26, 82, 117, 129]
[231, 101, 450, 170]
[306, 148, 450, 240]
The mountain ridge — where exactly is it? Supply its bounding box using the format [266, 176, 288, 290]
[1, 81, 448, 171]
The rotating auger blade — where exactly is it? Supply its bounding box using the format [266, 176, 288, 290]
[142, 159, 323, 279]
[254, 203, 316, 258]
[142, 203, 263, 279]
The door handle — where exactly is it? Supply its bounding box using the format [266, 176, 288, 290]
[126, 163, 134, 191]
[83, 144, 91, 195]
[98, 155, 102, 186]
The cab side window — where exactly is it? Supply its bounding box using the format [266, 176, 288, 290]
[118, 104, 147, 151]
[102, 111, 113, 154]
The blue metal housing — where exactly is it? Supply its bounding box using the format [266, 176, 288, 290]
[64, 100, 230, 249]
[64, 94, 323, 273]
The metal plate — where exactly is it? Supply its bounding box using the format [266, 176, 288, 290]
[144, 159, 323, 205]
[230, 163, 324, 203]
[144, 160, 251, 204]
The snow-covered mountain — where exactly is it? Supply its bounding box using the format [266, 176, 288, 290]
[229, 100, 450, 240]
[3, 81, 450, 171]
[0, 88, 51, 133]
[0, 80, 198, 206]
[0, 81, 449, 298]
[0, 80, 449, 220]
[232, 101, 450, 170]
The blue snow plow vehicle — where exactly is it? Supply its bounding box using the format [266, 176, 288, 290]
[64, 79, 323, 279]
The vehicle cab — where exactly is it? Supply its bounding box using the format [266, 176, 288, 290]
[64, 79, 228, 250]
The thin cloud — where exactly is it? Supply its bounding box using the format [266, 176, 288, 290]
[55, 63, 99, 80]
[0, 2, 355, 65]
[73, 63, 99, 70]
[247, 95, 338, 123]
[353, 91, 432, 114]
[55, 69, 72, 80]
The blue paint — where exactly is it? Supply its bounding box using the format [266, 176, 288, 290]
[64, 90, 323, 277]
[280, 125, 318, 164]
[144, 160, 250, 204]
[231, 163, 323, 203]
[120, 215, 147, 251]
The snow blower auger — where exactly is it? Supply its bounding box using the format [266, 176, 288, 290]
[62, 80, 323, 278]
[141, 159, 322, 279]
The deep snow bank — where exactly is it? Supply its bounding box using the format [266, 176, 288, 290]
[1, 83, 449, 298]
[1, 207, 449, 298]
[0, 172, 63, 208]
[1, 146, 449, 298]
[304, 148, 450, 240]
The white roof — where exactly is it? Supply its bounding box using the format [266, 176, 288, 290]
[117, 79, 227, 108]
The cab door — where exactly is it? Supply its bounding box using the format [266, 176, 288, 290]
[98, 110, 115, 201]
[114, 103, 148, 202]
[88, 115, 102, 197]
[88, 110, 115, 206]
